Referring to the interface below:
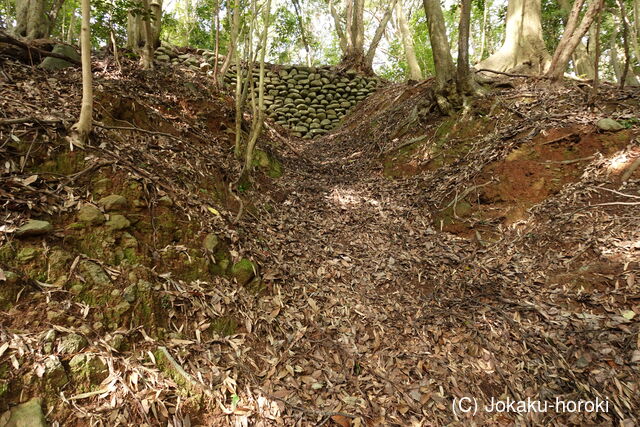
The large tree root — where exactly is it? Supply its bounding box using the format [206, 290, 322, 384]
[0, 31, 81, 66]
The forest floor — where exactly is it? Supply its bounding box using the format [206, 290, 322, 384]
[1, 55, 640, 426]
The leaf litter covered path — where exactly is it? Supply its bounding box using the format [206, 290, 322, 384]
[1, 58, 639, 426]
[233, 80, 640, 426]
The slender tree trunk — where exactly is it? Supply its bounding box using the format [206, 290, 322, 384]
[292, 0, 311, 66]
[546, 0, 603, 80]
[395, 1, 421, 80]
[234, 0, 246, 157]
[329, 0, 348, 53]
[476, 0, 550, 74]
[212, 0, 220, 84]
[557, 0, 595, 78]
[588, 6, 601, 107]
[479, 0, 489, 61]
[242, 0, 272, 180]
[422, 0, 455, 89]
[218, 0, 238, 86]
[617, 0, 636, 87]
[363, 0, 397, 71]
[140, 0, 155, 69]
[66, 9, 76, 44]
[457, 0, 474, 95]
[69, 0, 92, 147]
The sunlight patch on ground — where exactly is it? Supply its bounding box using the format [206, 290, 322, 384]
[327, 187, 382, 212]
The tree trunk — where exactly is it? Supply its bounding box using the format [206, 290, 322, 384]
[218, 0, 238, 86]
[556, 0, 595, 78]
[395, 1, 421, 80]
[457, 0, 474, 95]
[478, 0, 489, 61]
[610, 10, 639, 87]
[241, 0, 272, 180]
[292, 0, 311, 66]
[476, 0, 550, 74]
[69, 0, 92, 147]
[150, 0, 163, 49]
[212, 0, 220, 84]
[329, 0, 348, 53]
[66, 9, 77, 44]
[14, 0, 48, 39]
[546, 0, 603, 80]
[422, 0, 455, 89]
[363, 0, 397, 71]
[333, 0, 397, 74]
[140, 0, 155, 69]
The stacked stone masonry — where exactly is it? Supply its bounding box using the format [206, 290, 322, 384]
[155, 44, 382, 139]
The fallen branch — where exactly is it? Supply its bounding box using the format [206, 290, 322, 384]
[0, 117, 65, 126]
[0, 31, 81, 66]
[541, 155, 594, 164]
[474, 68, 533, 78]
[93, 121, 180, 140]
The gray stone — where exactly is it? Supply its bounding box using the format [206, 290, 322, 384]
[40, 44, 80, 71]
[15, 220, 52, 237]
[105, 214, 130, 231]
[156, 54, 170, 61]
[79, 260, 111, 287]
[58, 333, 88, 354]
[596, 118, 624, 131]
[78, 205, 105, 225]
[98, 194, 128, 211]
[69, 353, 109, 383]
[43, 355, 68, 389]
[0, 398, 46, 427]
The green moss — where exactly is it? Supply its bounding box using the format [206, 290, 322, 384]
[230, 258, 256, 286]
[253, 149, 283, 178]
[0, 244, 16, 264]
[40, 151, 86, 176]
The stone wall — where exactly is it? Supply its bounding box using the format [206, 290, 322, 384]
[154, 44, 382, 139]
[224, 65, 381, 139]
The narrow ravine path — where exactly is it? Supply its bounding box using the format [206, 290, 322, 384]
[227, 102, 639, 424]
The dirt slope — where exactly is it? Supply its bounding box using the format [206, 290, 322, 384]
[1, 57, 640, 426]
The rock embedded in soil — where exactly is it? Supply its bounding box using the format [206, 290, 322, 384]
[105, 214, 131, 231]
[231, 258, 256, 286]
[596, 118, 625, 131]
[69, 353, 109, 384]
[98, 194, 128, 211]
[78, 205, 106, 225]
[58, 334, 88, 354]
[79, 261, 111, 287]
[0, 397, 47, 427]
[39, 44, 80, 71]
[15, 220, 52, 237]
